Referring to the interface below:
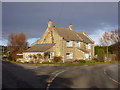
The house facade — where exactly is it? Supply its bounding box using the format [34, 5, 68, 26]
[23, 20, 94, 62]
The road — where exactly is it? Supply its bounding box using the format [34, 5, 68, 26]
[2, 61, 119, 89]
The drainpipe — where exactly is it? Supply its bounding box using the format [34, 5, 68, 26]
[62, 38, 65, 63]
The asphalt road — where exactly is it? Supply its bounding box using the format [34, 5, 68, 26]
[2, 61, 119, 89]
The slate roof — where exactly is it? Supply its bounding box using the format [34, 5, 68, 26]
[54, 27, 94, 44]
[76, 32, 94, 44]
[54, 27, 83, 41]
[24, 43, 55, 52]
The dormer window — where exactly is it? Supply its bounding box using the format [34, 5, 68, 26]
[75, 41, 80, 47]
[66, 41, 73, 47]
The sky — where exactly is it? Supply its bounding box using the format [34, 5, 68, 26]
[1, 2, 118, 46]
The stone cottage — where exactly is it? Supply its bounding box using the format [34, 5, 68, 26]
[23, 20, 94, 62]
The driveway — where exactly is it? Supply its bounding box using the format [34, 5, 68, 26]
[2, 61, 119, 89]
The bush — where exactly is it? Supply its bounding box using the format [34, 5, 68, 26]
[44, 52, 50, 59]
[98, 59, 104, 62]
[85, 60, 96, 63]
[29, 59, 34, 63]
[92, 57, 104, 62]
[42, 61, 50, 64]
[7, 55, 12, 61]
[65, 61, 73, 64]
[92, 57, 99, 62]
[53, 56, 62, 63]
[75, 59, 86, 63]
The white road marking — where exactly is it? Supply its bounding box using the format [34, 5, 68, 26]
[51, 70, 59, 74]
[46, 69, 67, 90]
[104, 69, 120, 85]
[46, 65, 89, 90]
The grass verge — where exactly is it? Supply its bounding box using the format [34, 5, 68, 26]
[5, 59, 119, 66]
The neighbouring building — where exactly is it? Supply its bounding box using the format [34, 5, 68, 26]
[23, 20, 94, 62]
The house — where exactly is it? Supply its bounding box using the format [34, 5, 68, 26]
[23, 20, 94, 62]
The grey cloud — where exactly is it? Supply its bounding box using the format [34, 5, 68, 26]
[2, 2, 118, 39]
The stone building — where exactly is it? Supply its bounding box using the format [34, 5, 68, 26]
[23, 20, 94, 62]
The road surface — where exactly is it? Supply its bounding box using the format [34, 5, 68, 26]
[2, 61, 119, 89]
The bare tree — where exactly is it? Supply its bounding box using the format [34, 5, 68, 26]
[8, 33, 28, 61]
[99, 29, 119, 60]
[100, 30, 119, 45]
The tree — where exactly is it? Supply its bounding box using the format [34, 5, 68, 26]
[8, 33, 28, 61]
[99, 30, 119, 46]
[97, 49, 105, 62]
[99, 29, 119, 60]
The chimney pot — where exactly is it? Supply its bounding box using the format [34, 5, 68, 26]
[69, 24, 73, 30]
[48, 19, 54, 27]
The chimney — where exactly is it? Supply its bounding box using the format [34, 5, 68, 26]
[48, 19, 54, 27]
[69, 24, 73, 30]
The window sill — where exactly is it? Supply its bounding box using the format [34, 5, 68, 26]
[66, 47, 73, 48]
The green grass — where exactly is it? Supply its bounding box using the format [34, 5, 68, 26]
[5, 59, 119, 66]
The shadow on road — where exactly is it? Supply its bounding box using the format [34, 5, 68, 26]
[50, 77, 73, 89]
[2, 61, 46, 89]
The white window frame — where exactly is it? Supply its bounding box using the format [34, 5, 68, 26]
[25, 54, 30, 60]
[66, 41, 73, 47]
[66, 52, 73, 59]
[75, 41, 80, 47]
[48, 52, 54, 59]
[86, 43, 91, 49]
[84, 53, 89, 59]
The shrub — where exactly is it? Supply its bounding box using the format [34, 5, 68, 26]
[75, 59, 86, 63]
[85, 60, 96, 63]
[98, 59, 104, 62]
[42, 61, 50, 64]
[92, 57, 99, 62]
[92, 57, 104, 62]
[7, 55, 12, 61]
[65, 60, 73, 64]
[44, 52, 50, 59]
[33, 55, 37, 60]
[29, 59, 34, 63]
[53, 56, 62, 63]
[37, 54, 43, 59]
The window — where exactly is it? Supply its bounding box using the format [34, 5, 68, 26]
[66, 52, 73, 59]
[75, 41, 80, 47]
[84, 53, 89, 59]
[25, 54, 30, 60]
[66, 41, 73, 47]
[86, 43, 91, 49]
[48, 52, 54, 59]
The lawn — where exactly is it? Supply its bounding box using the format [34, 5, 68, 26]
[6, 59, 119, 66]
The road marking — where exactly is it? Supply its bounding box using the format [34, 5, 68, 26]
[46, 65, 89, 90]
[104, 69, 120, 85]
[51, 70, 59, 74]
[46, 69, 67, 90]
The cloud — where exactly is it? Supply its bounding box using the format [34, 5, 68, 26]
[27, 38, 39, 46]
[89, 24, 117, 45]
[2, 2, 118, 38]
[2, 2, 118, 46]
[0, 37, 39, 46]
[0, 38, 8, 46]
